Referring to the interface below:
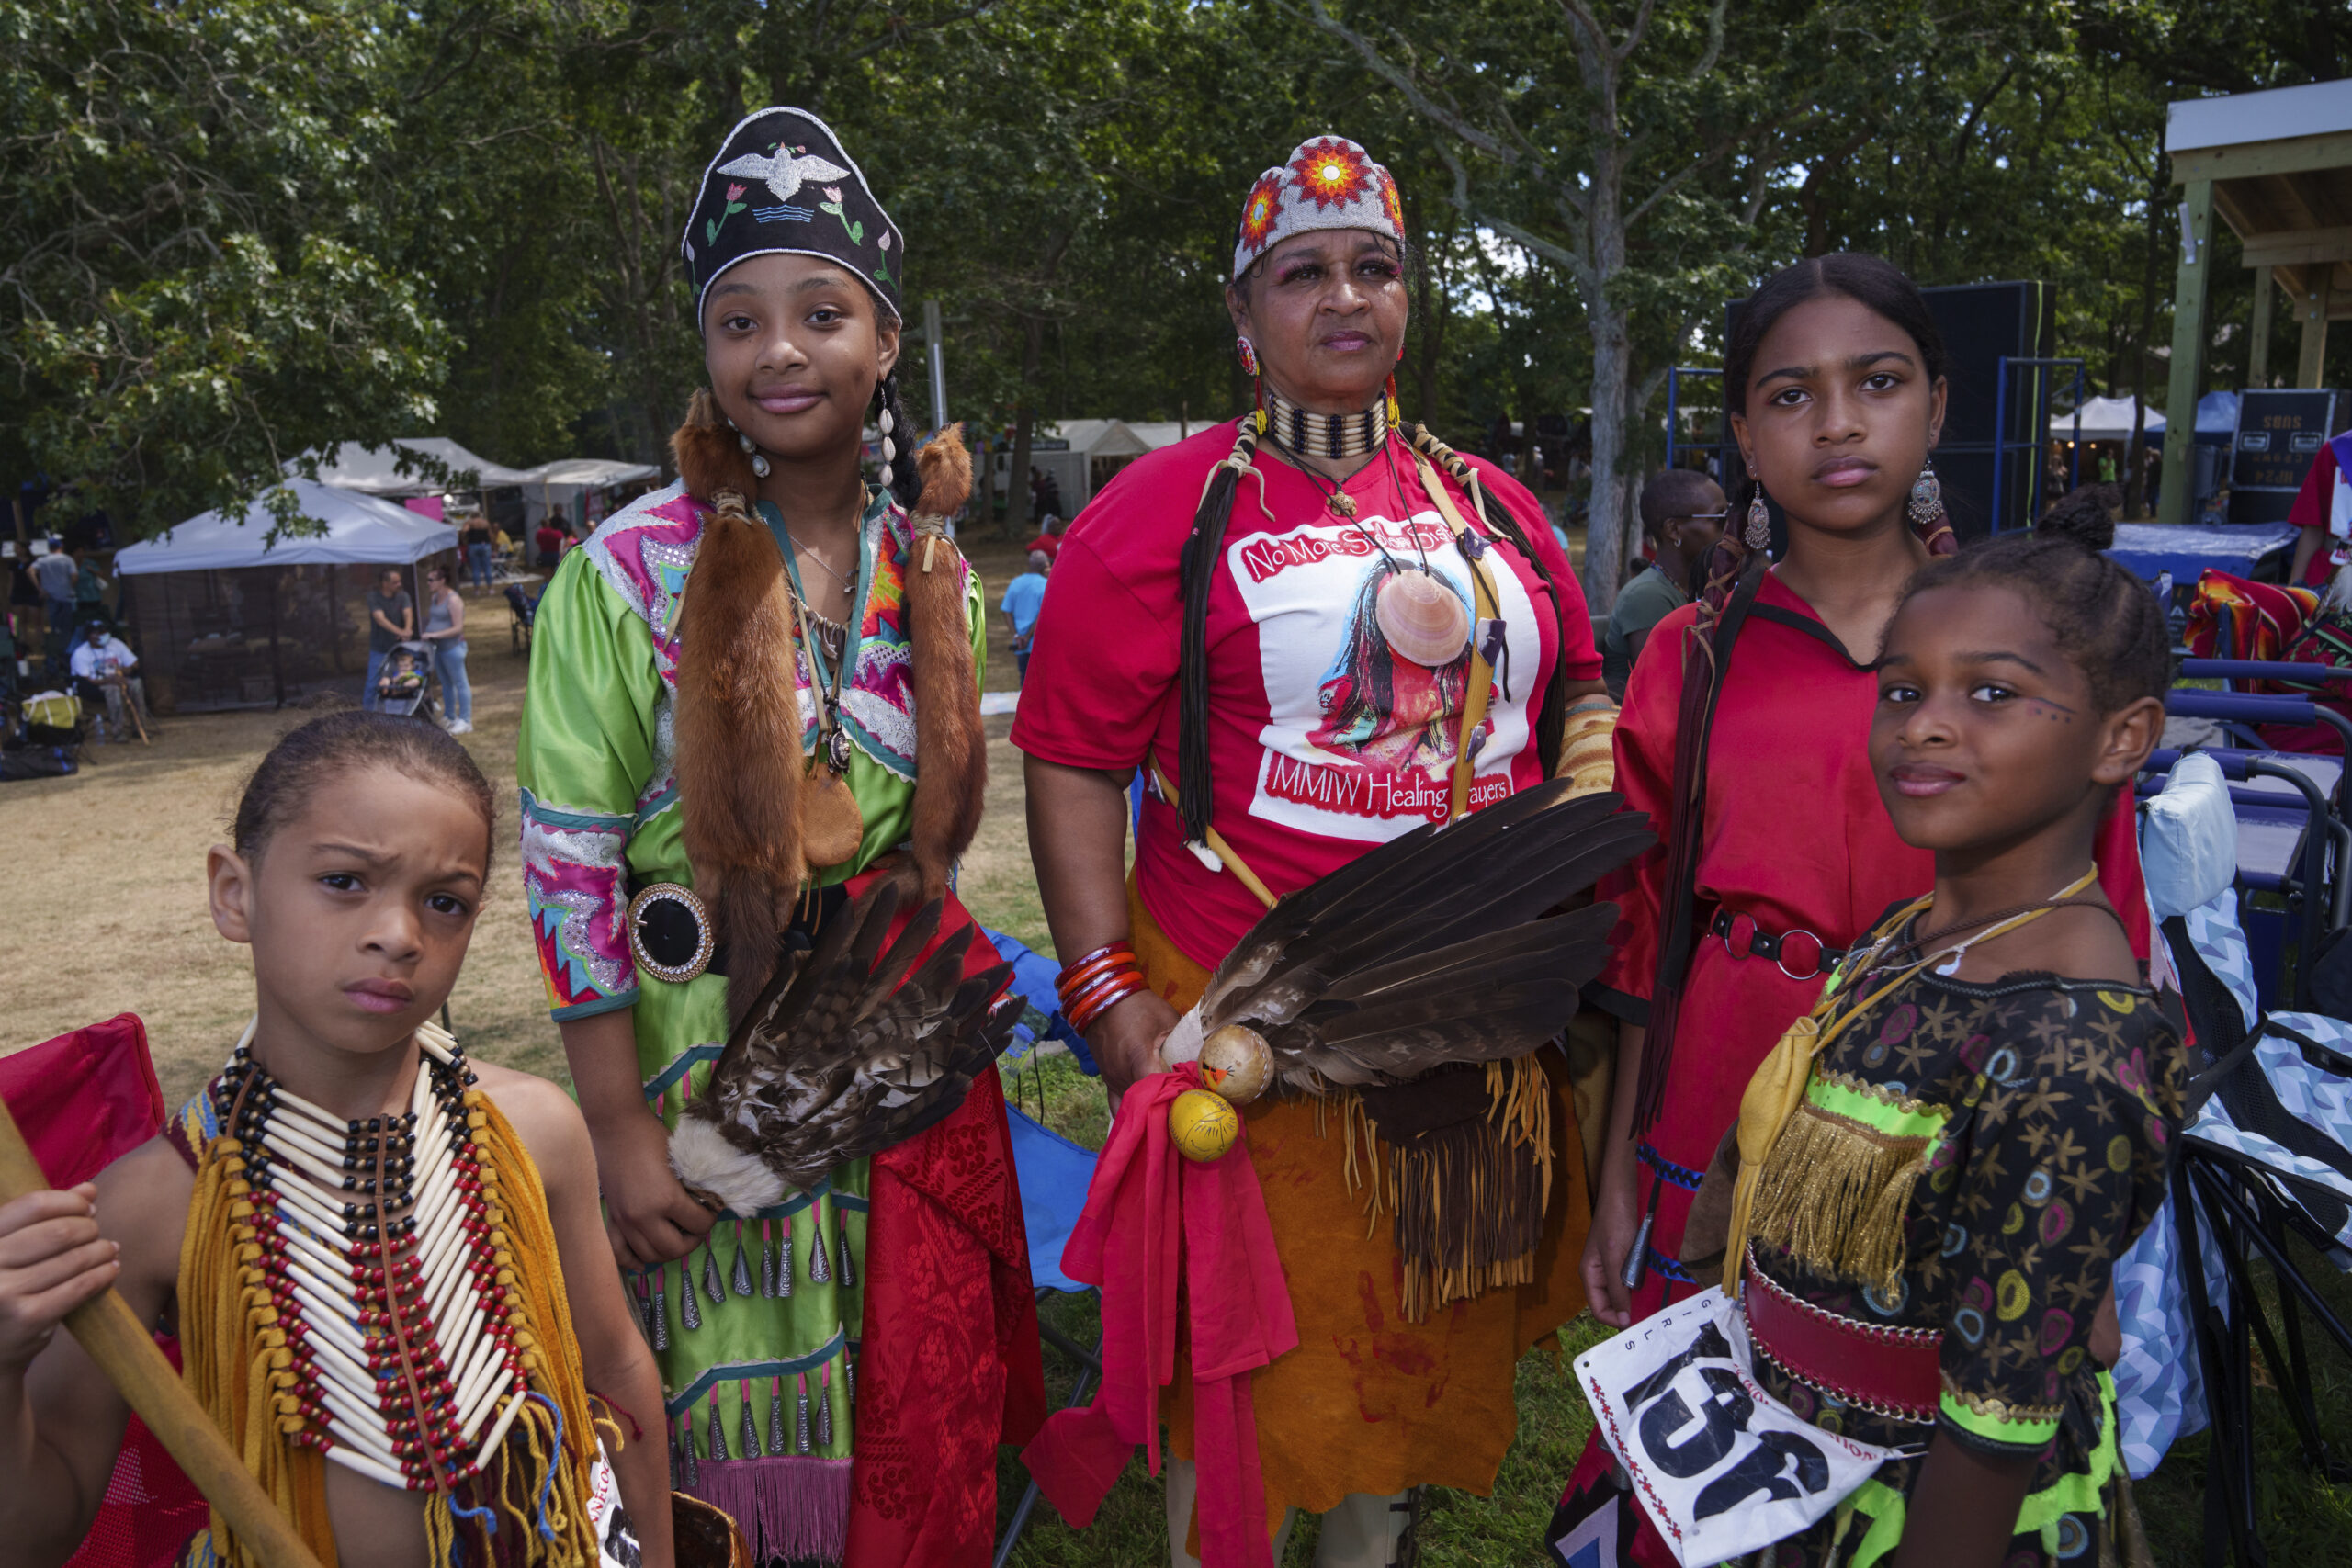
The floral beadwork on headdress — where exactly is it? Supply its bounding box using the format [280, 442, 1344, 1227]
[1238, 174, 1284, 256]
[1290, 137, 1373, 209]
[1230, 135, 1404, 282]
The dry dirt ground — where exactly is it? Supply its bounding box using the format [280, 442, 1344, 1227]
[0, 533, 1053, 1108]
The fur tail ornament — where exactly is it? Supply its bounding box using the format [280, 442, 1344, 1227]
[672, 389, 806, 1023]
[901, 423, 986, 902]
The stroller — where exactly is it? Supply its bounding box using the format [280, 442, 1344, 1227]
[375, 640, 438, 721]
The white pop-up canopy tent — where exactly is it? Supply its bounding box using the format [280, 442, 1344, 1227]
[114, 480, 458, 575]
[116, 480, 461, 711]
[516, 457, 665, 532]
[2049, 397, 2167, 443]
[303, 439, 538, 496]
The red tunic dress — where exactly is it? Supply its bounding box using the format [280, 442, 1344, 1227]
[1595, 570, 2150, 1321]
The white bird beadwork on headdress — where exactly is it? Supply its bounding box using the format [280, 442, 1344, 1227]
[718, 143, 852, 205]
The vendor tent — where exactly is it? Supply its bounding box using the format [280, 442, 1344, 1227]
[516, 457, 665, 533]
[114, 480, 458, 712]
[114, 480, 456, 574]
[2050, 397, 2166, 443]
[302, 439, 537, 496]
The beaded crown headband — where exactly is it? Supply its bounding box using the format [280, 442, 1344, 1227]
[683, 107, 905, 327]
[1231, 135, 1407, 282]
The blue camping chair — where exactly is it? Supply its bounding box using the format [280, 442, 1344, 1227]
[981, 926, 1105, 1568]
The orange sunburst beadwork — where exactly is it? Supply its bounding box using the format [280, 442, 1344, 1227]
[1238, 173, 1283, 254]
[1379, 170, 1405, 236]
[1290, 138, 1371, 209]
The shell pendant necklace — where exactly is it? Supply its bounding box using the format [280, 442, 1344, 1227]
[210, 1017, 533, 1493]
[1289, 435, 1470, 668]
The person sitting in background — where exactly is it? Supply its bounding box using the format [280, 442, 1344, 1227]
[375, 646, 426, 707]
[2286, 419, 2352, 590]
[68, 620, 148, 739]
[1600, 468, 1726, 700]
[1001, 548, 1050, 683]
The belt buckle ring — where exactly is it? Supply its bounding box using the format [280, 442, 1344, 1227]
[1776, 928, 1827, 982]
[1722, 911, 1758, 962]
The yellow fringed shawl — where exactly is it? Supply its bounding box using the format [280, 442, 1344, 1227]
[179, 1076, 604, 1568]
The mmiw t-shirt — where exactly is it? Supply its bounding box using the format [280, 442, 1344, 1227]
[1012, 423, 1601, 970]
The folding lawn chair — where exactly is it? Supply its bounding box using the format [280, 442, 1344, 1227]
[0, 1016, 209, 1567]
[2118, 746, 2352, 1565]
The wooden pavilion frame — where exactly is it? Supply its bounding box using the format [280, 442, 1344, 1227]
[2161, 81, 2352, 525]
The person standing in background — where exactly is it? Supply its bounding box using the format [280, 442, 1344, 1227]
[534, 518, 566, 570]
[419, 562, 472, 733]
[1001, 548, 1050, 683]
[29, 542, 75, 636]
[1600, 469, 1725, 701]
[362, 566, 413, 711]
[462, 509, 496, 589]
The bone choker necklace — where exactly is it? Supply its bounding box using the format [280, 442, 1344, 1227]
[208, 1019, 533, 1493]
[1263, 388, 1389, 461]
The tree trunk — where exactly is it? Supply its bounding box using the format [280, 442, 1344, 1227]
[1582, 305, 1634, 611]
[1007, 314, 1044, 539]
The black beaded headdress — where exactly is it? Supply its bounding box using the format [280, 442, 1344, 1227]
[683, 107, 905, 326]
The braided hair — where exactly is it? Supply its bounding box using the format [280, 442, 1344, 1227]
[1896, 529, 2171, 715]
[1634, 253, 1959, 1133]
[1170, 418, 1574, 850]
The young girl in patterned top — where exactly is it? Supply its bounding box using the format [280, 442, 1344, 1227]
[1732, 529, 2183, 1566]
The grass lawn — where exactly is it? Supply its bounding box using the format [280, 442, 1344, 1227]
[11, 530, 2352, 1564]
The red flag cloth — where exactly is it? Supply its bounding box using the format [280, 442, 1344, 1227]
[1021, 1066, 1296, 1568]
[0, 1015, 211, 1568]
[845, 880, 1048, 1567]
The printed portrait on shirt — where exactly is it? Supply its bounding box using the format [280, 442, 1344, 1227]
[1230, 506, 1539, 843]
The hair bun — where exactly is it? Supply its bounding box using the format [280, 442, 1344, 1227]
[2033, 486, 2117, 553]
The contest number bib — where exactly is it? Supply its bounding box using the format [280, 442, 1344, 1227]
[1572, 1291, 1905, 1567]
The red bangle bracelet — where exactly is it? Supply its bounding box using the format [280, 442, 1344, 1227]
[1057, 940, 1134, 977]
[1067, 974, 1148, 1034]
[1063, 959, 1143, 1020]
[1056, 953, 1132, 999]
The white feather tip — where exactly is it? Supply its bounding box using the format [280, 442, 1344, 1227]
[668, 1113, 787, 1215]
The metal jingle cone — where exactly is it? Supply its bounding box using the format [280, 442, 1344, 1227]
[701, 1242, 725, 1306]
[760, 1220, 776, 1298]
[808, 1204, 831, 1284]
[731, 1229, 752, 1298]
[815, 1365, 833, 1447]
[678, 1261, 700, 1332]
[767, 1378, 788, 1457]
[650, 1274, 672, 1349]
[679, 1414, 699, 1487]
[837, 1211, 857, 1288]
[707, 1395, 729, 1461]
[740, 1380, 760, 1459]
[795, 1372, 812, 1453]
[777, 1231, 794, 1298]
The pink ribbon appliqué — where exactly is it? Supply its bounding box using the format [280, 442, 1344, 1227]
[1018, 1063, 1297, 1567]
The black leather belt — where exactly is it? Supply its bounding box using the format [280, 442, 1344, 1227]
[1709, 909, 1849, 982]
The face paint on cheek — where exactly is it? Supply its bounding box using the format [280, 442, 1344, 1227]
[2025, 697, 2077, 724]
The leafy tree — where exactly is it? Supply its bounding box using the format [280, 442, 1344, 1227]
[0, 0, 452, 539]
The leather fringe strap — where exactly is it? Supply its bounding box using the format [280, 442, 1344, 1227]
[180, 1090, 604, 1568]
[1743, 1089, 1936, 1299]
[1340, 1057, 1554, 1323]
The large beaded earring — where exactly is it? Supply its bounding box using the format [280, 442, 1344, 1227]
[1235, 335, 1260, 378]
[1745, 485, 1771, 550]
[1908, 457, 1957, 556]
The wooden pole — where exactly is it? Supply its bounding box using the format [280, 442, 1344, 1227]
[0, 1098, 327, 1568]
